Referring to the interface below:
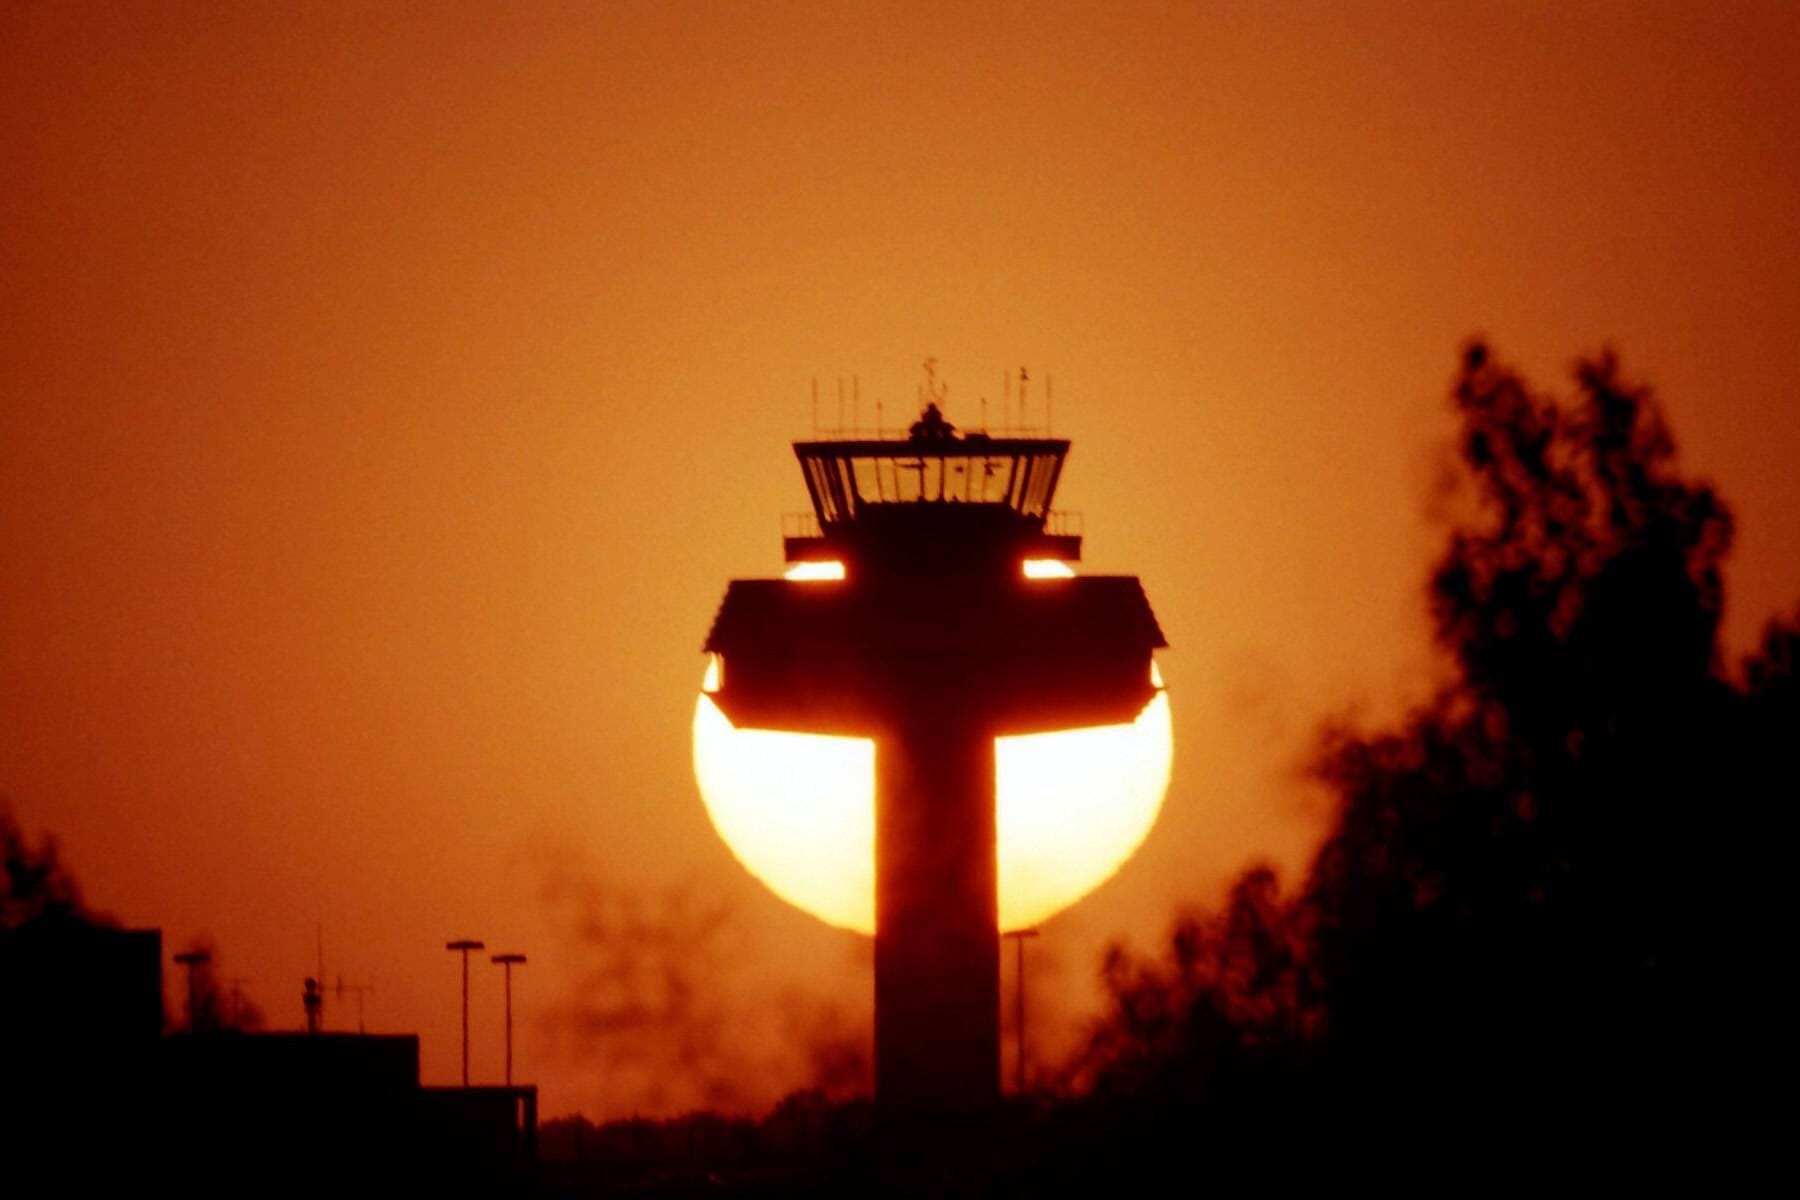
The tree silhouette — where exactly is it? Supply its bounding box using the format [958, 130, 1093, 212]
[1, 796, 95, 929]
[1064, 343, 1792, 1166]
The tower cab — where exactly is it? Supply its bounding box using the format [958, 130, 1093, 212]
[783, 404, 1082, 580]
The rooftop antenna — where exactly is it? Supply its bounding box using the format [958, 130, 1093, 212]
[334, 975, 374, 1034]
[837, 376, 845, 434]
[854, 374, 861, 434]
[316, 923, 326, 1029]
[1047, 375, 1053, 435]
[981, 394, 988, 431]
[811, 377, 818, 437]
[923, 357, 949, 421]
[1019, 367, 1030, 431]
[1002, 370, 1010, 431]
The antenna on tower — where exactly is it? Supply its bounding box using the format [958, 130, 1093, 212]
[316, 923, 326, 1030]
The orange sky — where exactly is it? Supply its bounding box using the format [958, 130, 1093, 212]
[5, 1, 1798, 1119]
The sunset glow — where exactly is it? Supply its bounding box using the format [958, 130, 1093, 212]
[7, 0, 1798, 1121]
[693, 657, 1172, 934]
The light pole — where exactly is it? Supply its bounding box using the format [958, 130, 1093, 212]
[173, 949, 212, 1033]
[1004, 928, 1039, 1096]
[491, 953, 527, 1087]
[445, 939, 485, 1086]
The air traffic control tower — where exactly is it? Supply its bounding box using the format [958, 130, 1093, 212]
[703, 403, 1166, 1117]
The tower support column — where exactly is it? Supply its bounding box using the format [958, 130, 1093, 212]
[874, 712, 1000, 1115]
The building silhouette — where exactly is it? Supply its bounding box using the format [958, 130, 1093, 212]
[704, 407, 1165, 1119]
[1, 920, 535, 1192]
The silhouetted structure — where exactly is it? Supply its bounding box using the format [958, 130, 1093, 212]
[2, 921, 163, 1086]
[163, 1031, 537, 1189]
[446, 936, 485, 1086]
[704, 412, 1165, 1119]
[1, 910, 536, 1192]
[1004, 927, 1038, 1095]
[491, 951, 528, 1086]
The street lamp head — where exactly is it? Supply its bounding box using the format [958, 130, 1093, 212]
[446, 939, 485, 951]
[491, 953, 527, 965]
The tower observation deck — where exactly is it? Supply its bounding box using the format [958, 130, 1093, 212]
[703, 403, 1166, 1119]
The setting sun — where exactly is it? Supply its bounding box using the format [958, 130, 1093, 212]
[693, 655, 1172, 934]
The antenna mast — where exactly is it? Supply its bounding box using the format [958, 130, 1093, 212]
[334, 976, 374, 1034]
[316, 923, 326, 1029]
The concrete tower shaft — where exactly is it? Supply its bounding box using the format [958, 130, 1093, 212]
[876, 709, 999, 1107]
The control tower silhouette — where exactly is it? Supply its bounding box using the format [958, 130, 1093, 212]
[703, 402, 1165, 1116]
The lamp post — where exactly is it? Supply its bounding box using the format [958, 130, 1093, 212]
[445, 939, 485, 1086]
[1003, 929, 1039, 1096]
[173, 949, 212, 1033]
[491, 953, 527, 1087]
